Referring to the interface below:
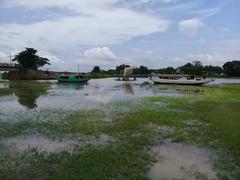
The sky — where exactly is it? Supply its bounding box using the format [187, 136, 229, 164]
[0, 0, 239, 72]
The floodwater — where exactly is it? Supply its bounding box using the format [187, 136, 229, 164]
[0, 134, 115, 154]
[0, 78, 183, 113]
[148, 142, 216, 180]
[0, 77, 239, 178]
[0, 78, 185, 154]
[0, 78, 239, 113]
[207, 78, 240, 85]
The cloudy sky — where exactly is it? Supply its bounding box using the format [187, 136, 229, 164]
[0, 0, 239, 72]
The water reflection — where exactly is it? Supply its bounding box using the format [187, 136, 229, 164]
[148, 142, 216, 179]
[0, 81, 50, 109]
[1, 78, 239, 112]
[56, 82, 88, 90]
[0, 79, 183, 112]
[1, 134, 115, 154]
[122, 83, 134, 94]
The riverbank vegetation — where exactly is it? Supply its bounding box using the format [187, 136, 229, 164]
[2, 47, 239, 80]
[0, 83, 239, 179]
[12, 48, 50, 70]
[92, 60, 240, 78]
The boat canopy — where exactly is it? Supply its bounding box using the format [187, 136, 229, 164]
[152, 73, 195, 80]
[58, 74, 86, 79]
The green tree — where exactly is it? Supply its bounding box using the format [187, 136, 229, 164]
[12, 48, 50, 70]
[178, 61, 203, 75]
[138, 66, 150, 74]
[9, 81, 50, 109]
[116, 64, 130, 74]
[92, 66, 101, 73]
[223, 60, 240, 77]
[158, 67, 176, 74]
[203, 65, 223, 75]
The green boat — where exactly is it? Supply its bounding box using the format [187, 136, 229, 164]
[57, 75, 90, 83]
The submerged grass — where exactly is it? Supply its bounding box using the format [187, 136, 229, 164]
[0, 84, 240, 179]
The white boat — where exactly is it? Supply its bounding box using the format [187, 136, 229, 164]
[150, 74, 213, 85]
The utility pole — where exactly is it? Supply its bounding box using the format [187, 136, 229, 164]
[78, 64, 80, 73]
[8, 53, 13, 67]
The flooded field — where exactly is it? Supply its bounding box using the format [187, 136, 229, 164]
[148, 142, 216, 179]
[0, 78, 183, 111]
[0, 78, 240, 179]
[1, 78, 239, 111]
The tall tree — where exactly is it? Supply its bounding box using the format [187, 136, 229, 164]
[91, 66, 101, 73]
[158, 67, 176, 74]
[116, 64, 130, 73]
[12, 48, 50, 70]
[178, 61, 203, 75]
[203, 65, 223, 75]
[138, 66, 150, 74]
[223, 60, 240, 76]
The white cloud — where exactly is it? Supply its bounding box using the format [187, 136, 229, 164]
[159, 0, 178, 3]
[0, 52, 10, 63]
[73, 47, 128, 71]
[187, 0, 235, 19]
[1, 0, 117, 10]
[0, 2, 170, 53]
[37, 51, 65, 71]
[128, 47, 165, 68]
[178, 18, 205, 36]
[119, 0, 177, 6]
[84, 47, 118, 62]
[173, 51, 240, 67]
[0, 0, 238, 71]
[74, 46, 164, 71]
[188, 7, 221, 19]
[186, 53, 223, 65]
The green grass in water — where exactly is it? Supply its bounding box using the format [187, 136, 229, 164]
[0, 84, 240, 179]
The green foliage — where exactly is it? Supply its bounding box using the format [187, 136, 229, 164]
[178, 61, 204, 75]
[91, 66, 101, 73]
[12, 48, 50, 70]
[10, 81, 50, 109]
[158, 67, 177, 74]
[223, 60, 240, 77]
[134, 66, 150, 75]
[115, 64, 130, 73]
[1, 72, 9, 79]
[155, 62, 223, 76]
[203, 65, 223, 75]
[1, 83, 240, 179]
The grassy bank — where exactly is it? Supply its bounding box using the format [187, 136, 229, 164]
[0, 84, 239, 179]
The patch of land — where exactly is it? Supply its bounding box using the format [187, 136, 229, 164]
[0, 84, 239, 179]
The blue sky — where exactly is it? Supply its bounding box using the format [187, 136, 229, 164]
[0, 0, 239, 72]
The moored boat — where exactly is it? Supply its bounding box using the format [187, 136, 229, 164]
[57, 75, 90, 83]
[150, 74, 213, 85]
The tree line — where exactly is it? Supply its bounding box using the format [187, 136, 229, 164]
[9, 47, 240, 77]
[92, 60, 240, 77]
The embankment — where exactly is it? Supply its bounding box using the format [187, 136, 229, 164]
[7, 69, 59, 80]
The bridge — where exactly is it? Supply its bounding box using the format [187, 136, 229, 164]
[0, 63, 19, 71]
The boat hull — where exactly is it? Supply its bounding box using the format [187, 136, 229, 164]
[151, 77, 212, 85]
[57, 78, 90, 83]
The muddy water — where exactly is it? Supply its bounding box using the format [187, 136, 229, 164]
[207, 78, 240, 85]
[0, 78, 238, 177]
[148, 142, 216, 180]
[1, 78, 239, 113]
[0, 134, 115, 154]
[0, 78, 183, 113]
[0, 78, 184, 154]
